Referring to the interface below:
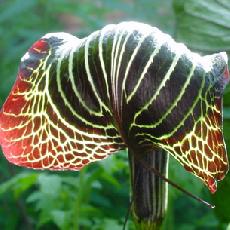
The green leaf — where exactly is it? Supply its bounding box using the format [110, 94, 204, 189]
[212, 174, 230, 223]
[38, 173, 62, 197]
[173, 0, 230, 52]
[224, 108, 230, 119]
[101, 219, 123, 230]
[0, 0, 36, 23]
[26, 191, 41, 204]
[0, 172, 38, 198]
[51, 210, 70, 229]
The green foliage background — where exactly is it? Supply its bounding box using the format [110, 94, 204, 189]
[0, 0, 230, 229]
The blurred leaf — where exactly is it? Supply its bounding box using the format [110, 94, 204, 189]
[0, 172, 38, 198]
[224, 107, 230, 119]
[0, 0, 36, 22]
[174, 0, 230, 52]
[101, 218, 123, 230]
[212, 174, 230, 223]
[26, 191, 41, 204]
[227, 222, 230, 230]
[50, 210, 70, 229]
[38, 173, 62, 196]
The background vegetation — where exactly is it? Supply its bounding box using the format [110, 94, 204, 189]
[0, 0, 230, 229]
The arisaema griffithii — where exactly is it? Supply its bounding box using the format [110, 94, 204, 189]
[0, 22, 229, 226]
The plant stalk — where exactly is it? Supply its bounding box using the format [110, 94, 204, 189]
[128, 148, 169, 230]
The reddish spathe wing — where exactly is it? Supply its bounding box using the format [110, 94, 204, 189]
[160, 54, 229, 193]
[0, 35, 125, 170]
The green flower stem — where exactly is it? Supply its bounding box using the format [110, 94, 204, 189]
[73, 169, 85, 230]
